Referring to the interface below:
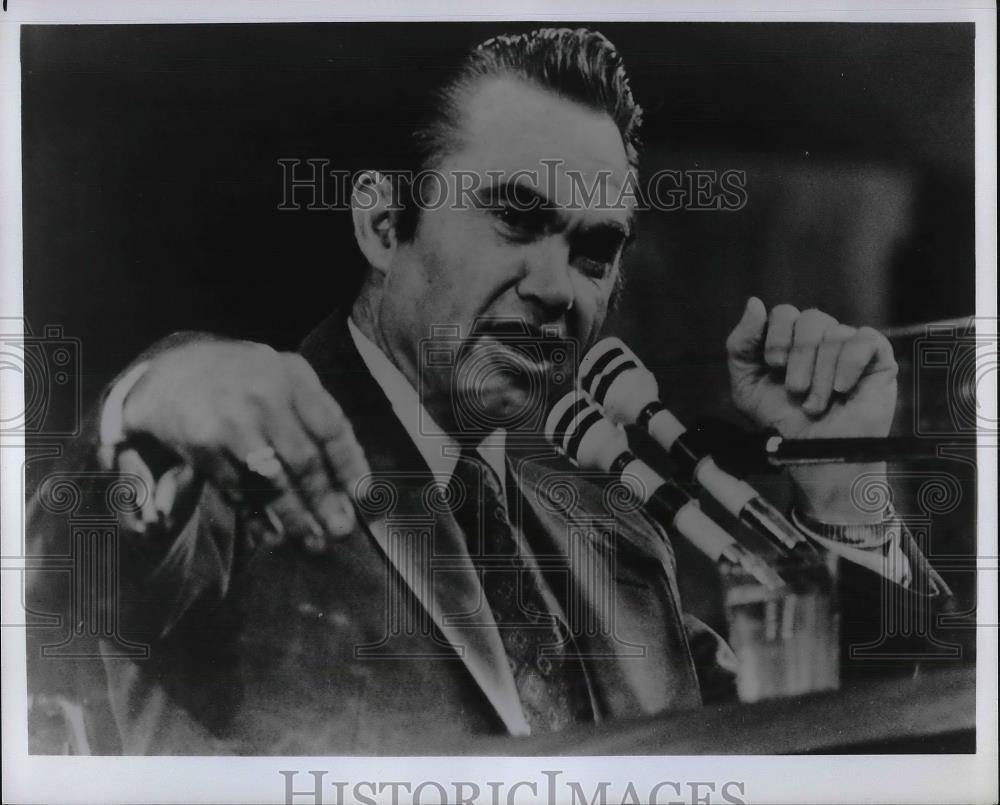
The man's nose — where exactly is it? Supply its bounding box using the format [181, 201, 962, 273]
[516, 238, 575, 316]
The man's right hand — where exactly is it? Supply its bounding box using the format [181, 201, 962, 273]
[120, 339, 370, 549]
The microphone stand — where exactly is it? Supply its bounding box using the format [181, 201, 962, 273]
[688, 418, 976, 474]
[762, 435, 974, 466]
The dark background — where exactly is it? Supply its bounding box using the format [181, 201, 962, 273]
[20, 23, 978, 688]
[21, 22, 975, 409]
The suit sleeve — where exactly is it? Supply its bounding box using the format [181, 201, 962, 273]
[24, 333, 240, 752]
[25, 332, 235, 619]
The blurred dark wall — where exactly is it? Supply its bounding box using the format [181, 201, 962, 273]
[21, 22, 974, 409]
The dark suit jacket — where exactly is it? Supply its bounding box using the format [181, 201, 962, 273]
[26, 312, 721, 755]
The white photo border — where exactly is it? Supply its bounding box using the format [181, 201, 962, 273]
[1, 2, 996, 804]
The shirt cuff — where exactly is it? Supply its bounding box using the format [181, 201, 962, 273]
[97, 360, 152, 469]
[790, 507, 913, 588]
[97, 361, 200, 533]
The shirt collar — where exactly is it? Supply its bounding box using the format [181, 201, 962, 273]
[346, 316, 507, 492]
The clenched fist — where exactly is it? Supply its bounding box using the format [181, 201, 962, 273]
[120, 339, 371, 548]
[725, 297, 898, 522]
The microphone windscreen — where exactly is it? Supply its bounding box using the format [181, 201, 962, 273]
[579, 336, 630, 392]
[599, 360, 659, 427]
[544, 390, 590, 452]
[574, 412, 629, 473]
[544, 389, 628, 471]
[579, 337, 660, 425]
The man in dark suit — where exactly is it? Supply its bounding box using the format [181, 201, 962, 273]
[26, 27, 939, 755]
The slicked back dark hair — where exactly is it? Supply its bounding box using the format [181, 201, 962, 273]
[392, 27, 643, 240]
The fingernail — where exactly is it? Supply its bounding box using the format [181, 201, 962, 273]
[766, 349, 787, 366]
[803, 393, 824, 413]
[319, 493, 354, 536]
[303, 531, 327, 554]
[307, 515, 324, 539]
[333, 490, 354, 517]
[263, 508, 285, 545]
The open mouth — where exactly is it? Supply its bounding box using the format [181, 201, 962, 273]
[444, 321, 576, 433]
[466, 319, 567, 371]
[456, 330, 547, 385]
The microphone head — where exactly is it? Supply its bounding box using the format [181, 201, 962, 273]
[545, 389, 591, 453]
[578, 338, 660, 426]
[579, 337, 631, 391]
[544, 389, 629, 472]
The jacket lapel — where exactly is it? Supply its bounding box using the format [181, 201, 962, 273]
[511, 446, 678, 566]
[299, 312, 529, 736]
[511, 448, 702, 718]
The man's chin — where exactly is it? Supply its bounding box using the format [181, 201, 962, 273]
[453, 376, 548, 434]
[448, 336, 574, 434]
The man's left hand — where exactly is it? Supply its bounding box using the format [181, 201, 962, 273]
[725, 297, 898, 522]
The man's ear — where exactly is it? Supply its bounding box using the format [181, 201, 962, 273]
[351, 170, 399, 275]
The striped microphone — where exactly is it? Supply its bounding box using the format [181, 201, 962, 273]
[578, 337, 817, 561]
[545, 390, 785, 590]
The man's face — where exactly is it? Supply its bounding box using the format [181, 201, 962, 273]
[379, 76, 633, 435]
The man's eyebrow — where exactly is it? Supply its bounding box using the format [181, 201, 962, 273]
[476, 177, 556, 210]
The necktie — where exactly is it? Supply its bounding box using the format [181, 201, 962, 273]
[450, 449, 592, 734]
